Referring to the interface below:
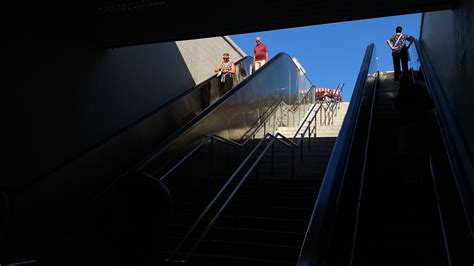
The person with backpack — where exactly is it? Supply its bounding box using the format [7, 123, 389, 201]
[387, 26, 414, 81]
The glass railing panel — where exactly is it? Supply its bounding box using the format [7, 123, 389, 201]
[137, 56, 254, 156]
[143, 53, 315, 176]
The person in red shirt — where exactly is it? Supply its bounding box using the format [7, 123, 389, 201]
[253, 37, 268, 72]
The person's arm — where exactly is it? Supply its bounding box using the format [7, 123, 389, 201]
[229, 63, 236, 74]
[386, 39, 395, 50]
[253, 47, 256, 65]
[215, 62, 222, 72]
[407, 35, 414, 49]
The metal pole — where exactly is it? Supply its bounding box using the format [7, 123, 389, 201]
[188, 156, 192, 179]
[300, 133, 304, 163]
[273, 110, 276, 130]
[320, 109, 322, 126]
[314, 121, 317, 138]
[308, 122, 311, 150]
[256, 161, 260, 181]
[271, 142, 274, 176]
[287, 108, 290, 126]
[226, 143, 230, 176]
[209, 138, 214, 176]
[291, 149, 295, 180]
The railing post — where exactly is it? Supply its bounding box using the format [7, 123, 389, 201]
[320, 109, 322, 126]
[188, 155, 193, 179]
[226, 143, 230, 176]
[303, 98, 306, 116]
[256, 161, 260, 181]
[299, 108, 301, 125]
[287, 108, 290, 126]
[314, 121, 317, 138]
[271, 142, 274, 176]
[308, 122, 311, 150]
[291, 149, 295, 180]
[300, 133, 304, 163]
[209, 138, 214, 177]
[273, 110, 276, 130]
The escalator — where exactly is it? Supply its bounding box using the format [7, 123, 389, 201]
[1, 55, 253, 265]
[349, 71, 446, 265]
[298, 43, 473, 266]
[3, 52, 324, 265]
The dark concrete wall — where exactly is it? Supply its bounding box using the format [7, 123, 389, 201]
[29, 41, 195, 181]
[420, 0, 474, 161]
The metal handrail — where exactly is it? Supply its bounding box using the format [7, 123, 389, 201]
[297, 43, 376, 266]
[414, 40, 474, 235]
[293, 101, 323, 140]
[153, 85, 318, 180]
[318, 82, 344, 126]
[166, 94, 335, 262]
[134, 53, 311, 175]
[348, 70, 379, 264]
[154, 100, 286, 180]
[165, 132, 291, 262]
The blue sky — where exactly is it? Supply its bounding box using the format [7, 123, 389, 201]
[231, 13, 421, 101]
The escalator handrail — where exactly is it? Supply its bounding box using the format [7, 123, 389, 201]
[156, 97, 325, 180]
[297, 43, 376, 266]
[414, 40, 474, 236]
[17, 56, 252, 191]
[156, 100, 287, 181]
[241, 86, 316, 140]
[348, 70, 379, 264]
[167, 97, 330, 262]
[134, 52, 313, 173]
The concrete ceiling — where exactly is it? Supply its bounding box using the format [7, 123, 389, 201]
[15, 0, 454, 47]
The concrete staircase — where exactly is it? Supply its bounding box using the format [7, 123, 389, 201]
[276, 102, 349, 139]
[160, 101, 349, 265]
[314, 102, 349, 137]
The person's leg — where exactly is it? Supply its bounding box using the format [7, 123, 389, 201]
[254, 60, 266, 71]
[392, 52, 401, 80]
[223, 75, 233, 94]
[218, 80, 225, 96]
[254, 61, 261, 71]
[400, 48, 409, 74]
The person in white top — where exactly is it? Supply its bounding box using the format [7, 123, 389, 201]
[215, 52, 236, 96]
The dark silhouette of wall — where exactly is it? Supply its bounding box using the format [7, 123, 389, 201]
[29, 41, 194, 182]
[420, 0, 474, 162]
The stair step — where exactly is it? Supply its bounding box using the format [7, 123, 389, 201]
[168, 251, 295, 266]
[168, 225, 306, 246]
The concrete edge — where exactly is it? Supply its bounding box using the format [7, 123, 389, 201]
[223, 36, 247, 57]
